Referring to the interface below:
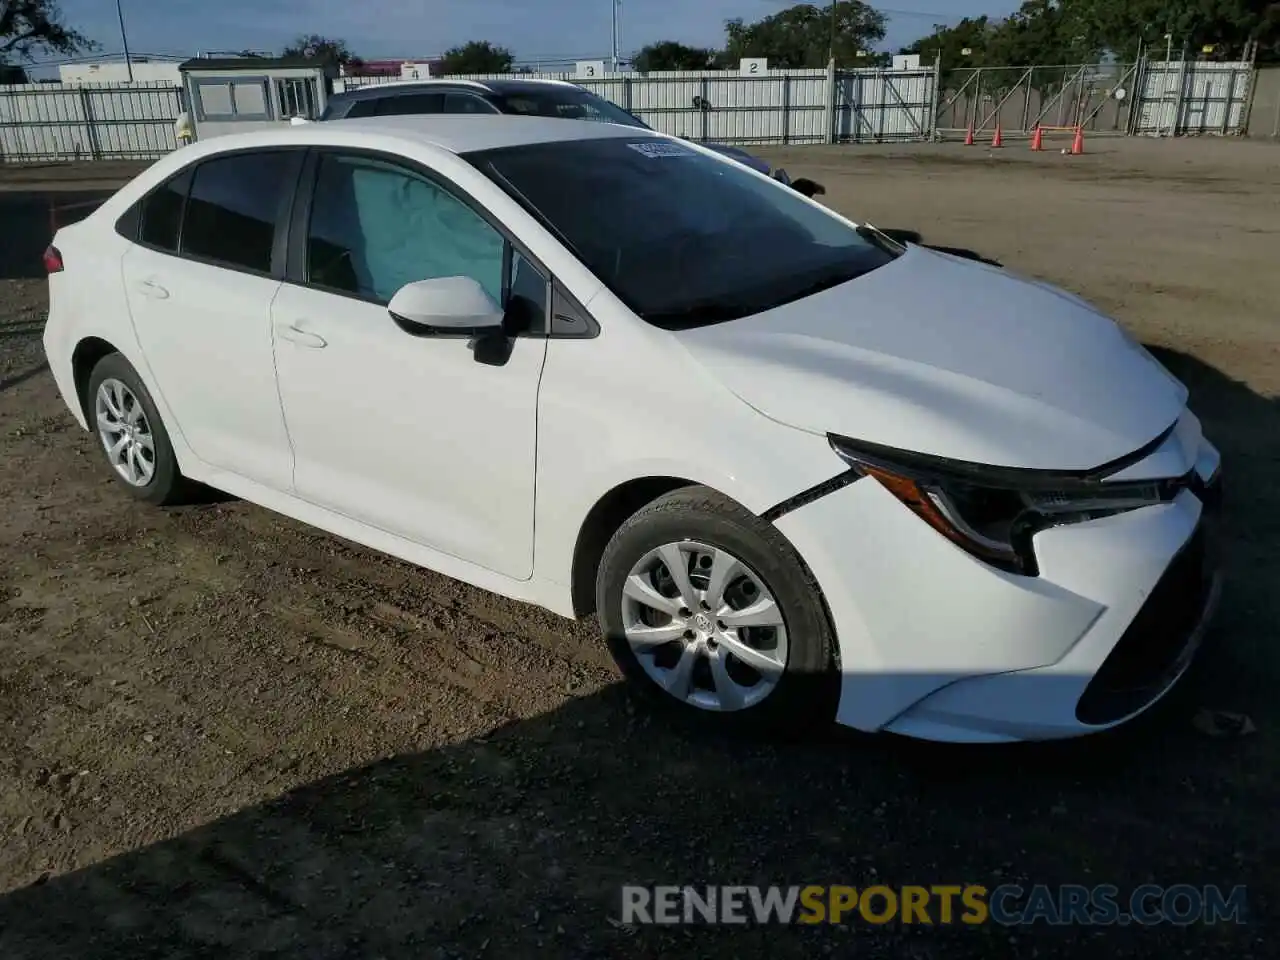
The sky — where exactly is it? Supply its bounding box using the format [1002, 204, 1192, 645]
[54, 1, 1021, 65]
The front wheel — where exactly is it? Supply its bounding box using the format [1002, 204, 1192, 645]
[596, 486, 838, 733]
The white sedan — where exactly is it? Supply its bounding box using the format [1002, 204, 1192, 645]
[42, 116, 1223, 742]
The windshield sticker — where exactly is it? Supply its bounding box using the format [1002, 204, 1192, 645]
[627, 141, 697, 159]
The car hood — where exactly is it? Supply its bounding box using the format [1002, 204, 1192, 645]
[674, 245, 1188, 471]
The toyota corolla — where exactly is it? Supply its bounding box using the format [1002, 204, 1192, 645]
[42, 116, 1223, 742]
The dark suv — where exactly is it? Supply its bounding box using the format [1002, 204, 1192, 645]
[319, 78, 824, 197]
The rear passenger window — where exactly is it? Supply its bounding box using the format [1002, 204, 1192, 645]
[181, 151, 291, 273]
[377, 93, 445, 116]
[138, 168, 192, 252]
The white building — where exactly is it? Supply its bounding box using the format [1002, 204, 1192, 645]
[58, 60, 183, 85]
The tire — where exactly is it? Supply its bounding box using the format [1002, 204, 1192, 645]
[86, 353, 190, 506]
[596, 485, 839, 734]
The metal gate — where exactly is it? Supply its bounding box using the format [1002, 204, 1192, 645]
[1133, 61, 1253, 136]
[936, 59, 1254, 139]
[833, 68, 937, 142]
[0, 81, 180, 161]
[936, 63, 1141, 138]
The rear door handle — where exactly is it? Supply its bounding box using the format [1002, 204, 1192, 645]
[134, 279, 169, 300]
[276, 322, 327, 349]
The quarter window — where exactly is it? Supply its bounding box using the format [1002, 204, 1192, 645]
[342, 98, 380, 119]
[181, 151, 292, 273]
[305, 153, 506, 305]
[138, 168, 192, 252]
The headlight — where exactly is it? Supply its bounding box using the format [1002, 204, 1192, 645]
[828, 434, 1180, 576]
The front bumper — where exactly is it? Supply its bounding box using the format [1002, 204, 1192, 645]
[773, 432, 1223, 743]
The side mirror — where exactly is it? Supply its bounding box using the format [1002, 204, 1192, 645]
[388, 276, 505, 338]
[772, 167, 792, 186]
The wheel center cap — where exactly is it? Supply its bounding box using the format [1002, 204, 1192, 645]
[693, 612, 713, 633]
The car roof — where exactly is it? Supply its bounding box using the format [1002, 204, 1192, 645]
[329, 114, 653, 153]
[335, 77, 583, 100]
[178, 115, 658, 161]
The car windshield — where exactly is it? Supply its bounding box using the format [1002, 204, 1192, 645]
[466, 137, 898, 329]
[495, 88, 649, 129]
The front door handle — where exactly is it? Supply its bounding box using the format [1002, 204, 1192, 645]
[276, 322, 327, 349]
[134, 279, 169, 300]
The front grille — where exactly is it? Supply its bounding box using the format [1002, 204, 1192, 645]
[1076, 525, 1212, 726]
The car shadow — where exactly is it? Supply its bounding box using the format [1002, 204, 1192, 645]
[0, 673, 1268, 958]
[0, 191, 114, 280]
[1142, 345, 1279, 705]
[877, 228, 1005, 268]
[0, 352, 1273, 959]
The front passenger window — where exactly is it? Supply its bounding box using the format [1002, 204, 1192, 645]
[305, 153, 505, 305]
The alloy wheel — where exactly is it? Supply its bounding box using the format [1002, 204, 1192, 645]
[95, 377, 156, 487]
[620, 540, 789, 711]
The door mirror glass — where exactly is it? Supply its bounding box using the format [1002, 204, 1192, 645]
[388, 276, 505, 336]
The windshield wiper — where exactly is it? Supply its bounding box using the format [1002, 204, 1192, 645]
[856, 223, 907, 256]
[644, 269, 858, 330]
[644, 298, 755, 328]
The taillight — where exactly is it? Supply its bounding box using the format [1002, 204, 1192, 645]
[43, 245, 64, 274]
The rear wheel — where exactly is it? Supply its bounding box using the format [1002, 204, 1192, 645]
[596, 486, 838, 733]
[87, 353, 190, 505]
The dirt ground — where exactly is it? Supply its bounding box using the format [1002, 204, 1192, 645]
[0, 137, 1277, 958]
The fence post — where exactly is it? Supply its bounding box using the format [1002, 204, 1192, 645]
[1221, 65, 1234, 135]
[1126, 58, 1141, 134]
[782, 73, 790, 145]
[974, 69, 984, 132]
[623, 75, 632, 114]
[825, 57, 836, 144]
[1171, 54, 1190, 136]
[930, 55, 941, 140]
[78, 86, 103, 160]
[1019, 66, 1032, 133]
[700, 75, 709, 142]
[1236, 63, 1257, 136]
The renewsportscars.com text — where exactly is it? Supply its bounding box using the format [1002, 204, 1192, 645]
[619, 884, 1249, 926]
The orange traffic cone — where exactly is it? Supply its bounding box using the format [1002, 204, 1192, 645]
[991, 123, 1003, 148]
[1030, 125, 1043, 151]
[1070, 125, 1085, 155]
[964, 124, 975, 146]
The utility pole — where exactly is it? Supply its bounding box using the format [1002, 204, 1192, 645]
[829, 1, 838, 65]
[116, 0, 135, 82]
[612, 0, 622, 71]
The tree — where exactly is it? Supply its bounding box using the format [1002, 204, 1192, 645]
[633, 40, 717, 72]
[282, 34, 361, 69]
[0, 0, 94, 62]
[722, 2, 886, 69]
[901, 0, 1280, 67]
[1071, 0, 1279, 61]
[901, 17, 995, 66]
[440, 40, 513, 75]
